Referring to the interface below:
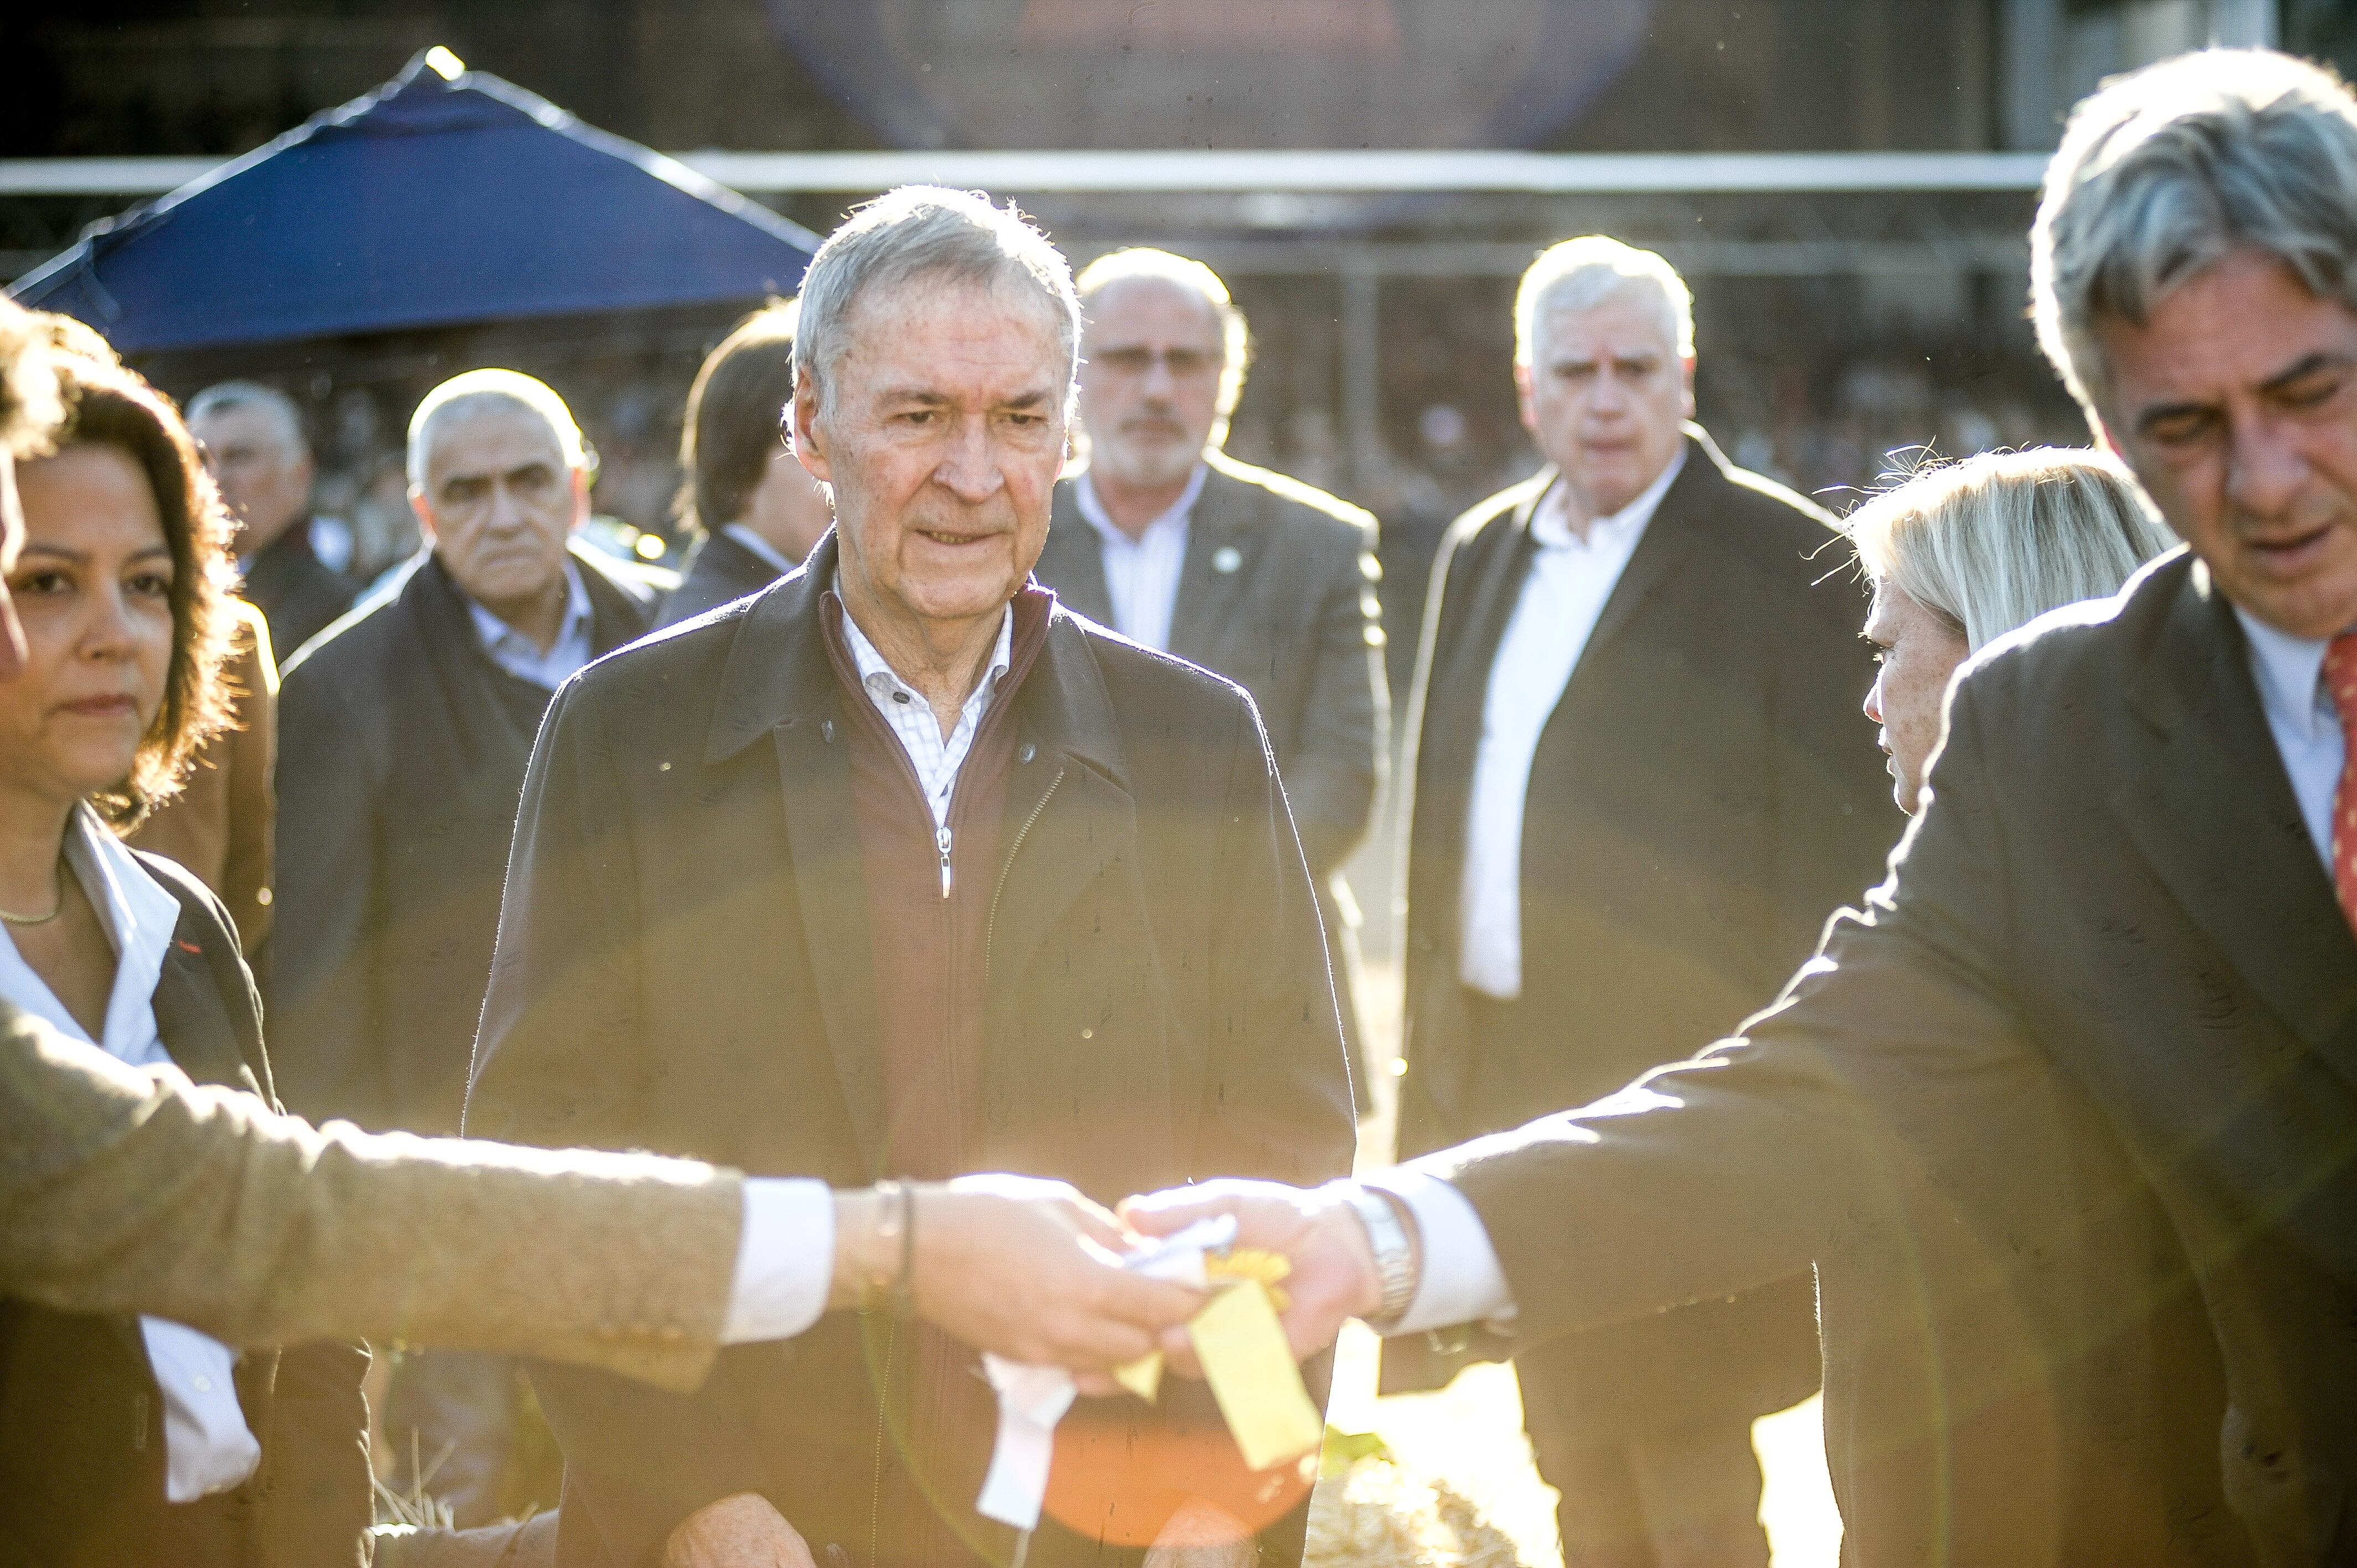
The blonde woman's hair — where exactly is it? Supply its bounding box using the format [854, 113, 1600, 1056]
[1843, 448, 2177, 652]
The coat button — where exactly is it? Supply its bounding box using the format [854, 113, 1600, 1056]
[821, 719, 836, 744]
[1212, 545, 1243, 574]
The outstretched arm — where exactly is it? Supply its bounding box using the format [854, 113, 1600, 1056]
[0, 1009, 1200, 1386]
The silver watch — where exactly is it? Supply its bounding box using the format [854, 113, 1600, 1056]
[1344, 1184, 1419, 1329]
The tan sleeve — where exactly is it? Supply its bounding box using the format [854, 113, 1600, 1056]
[0, 1005, 742, 1391]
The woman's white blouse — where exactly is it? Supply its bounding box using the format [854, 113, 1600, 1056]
[0, 805, 262, 1502]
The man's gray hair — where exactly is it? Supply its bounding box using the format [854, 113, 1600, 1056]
[185, 380, 308, 458]
[1075, 247, 1253, 417]
[794, 185, 1080, 416]
[1514, 236, 1695, 367]
[405, 369, 591, 491]
[1844, 447, 2176, 652]
[2033, 48, 2357, 416]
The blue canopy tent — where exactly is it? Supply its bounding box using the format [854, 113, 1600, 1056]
[12, 48, 819, 354]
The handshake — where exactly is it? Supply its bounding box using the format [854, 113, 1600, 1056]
[873, 1175, 1408, 1389]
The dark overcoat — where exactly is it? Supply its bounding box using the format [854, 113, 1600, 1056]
[1391, 427, 1900, 1422]
[0, 854, 370, 1568]
[463, 536, 1357, 1568]
[1423, 551, 2322, 1566]
[1037, 450, 1388, 1075]
[267, 543, 659, 1134]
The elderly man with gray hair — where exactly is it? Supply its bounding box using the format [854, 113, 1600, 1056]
[1377, 233, 1898, 1568]
[1034, 248, 1387, 1108]
[269, 368, 668, 1523]
[187, 379, 356, 657]
[1131, 45, 2357, 1568]
[464, 188, 1354, 1568]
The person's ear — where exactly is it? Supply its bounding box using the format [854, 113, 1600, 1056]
[408, 487, 436, 543]
[1680, 354, 1698, 421]
[1513, 360, 1538, 437]
[791, 368, 833, 486]
[568, 466, 591, 532]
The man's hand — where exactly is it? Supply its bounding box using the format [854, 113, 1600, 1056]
[662, 1492, 815, 1568]
[835, 1175, 1204, 1379]
[1120, 1180, 1383, 1369]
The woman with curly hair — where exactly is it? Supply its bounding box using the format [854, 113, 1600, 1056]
[0, 345, 370, 1566]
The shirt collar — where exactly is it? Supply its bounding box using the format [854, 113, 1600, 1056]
[0, 804, 178, 1061]
[466, 558, 592, 662]
[834, 585, 1016, 713]
[1530, 444, 1687, 550]
[1073, 461, 1209, 548]
[2236, 605, 2337, 743]
[721, 523, 800, 577]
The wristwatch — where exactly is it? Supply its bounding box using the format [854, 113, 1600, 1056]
[1343, 1184, 1419, 1330]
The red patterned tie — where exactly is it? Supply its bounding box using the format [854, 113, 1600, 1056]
[2327, 633, 2357, 936]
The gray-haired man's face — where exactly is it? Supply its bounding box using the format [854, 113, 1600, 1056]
[1078, 277, 1224, 494]
[2092, 247, 2357, 641]
[190, 403, 312, 556]
[794, 273, 1069, 637]
[1516, 287, 1695, 523]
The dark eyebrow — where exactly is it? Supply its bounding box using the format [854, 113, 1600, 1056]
[16, 543, 172, 563]
[2260, 351, 2355, 396]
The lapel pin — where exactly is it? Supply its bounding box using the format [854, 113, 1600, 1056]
[1212, 545, 1242, 574]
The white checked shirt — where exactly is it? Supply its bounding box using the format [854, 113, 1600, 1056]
[1073, 463, 1207, 652]
[835, 594, 1015, 858]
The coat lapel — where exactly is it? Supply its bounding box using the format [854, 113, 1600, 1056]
[982, 613, 1138, 1013]
[151, 931, 261, 1096]
[1422, 472, 1550, 787]
[1573, 430, 1715, 674]
[1166, 462, 1263, 663]
[1041, 482, 1116, 626]
[2111, 563, 2357, 1085]
[705, 543, 889, 1174]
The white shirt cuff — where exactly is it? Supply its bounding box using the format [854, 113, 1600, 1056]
[1362, 1169, 1517, 1337]
[721, 1177, 836, 1344]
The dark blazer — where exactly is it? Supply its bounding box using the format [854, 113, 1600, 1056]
[267, 543, 660, 1134]
[240, 524, 353, 664]
[1390, 428, 1900, 1422]
[655, 527, 790, 630]
[464, 535, 1357, 1568]
[0, 853, 370, 1568]
[1037, 451, 1388, 1062]
[1418, 551, 2334, 1566]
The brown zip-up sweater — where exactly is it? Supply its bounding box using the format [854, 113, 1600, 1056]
[820, 587, 1053, 1180]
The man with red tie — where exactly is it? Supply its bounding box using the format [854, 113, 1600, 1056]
[1135, 46, 2357, 1568]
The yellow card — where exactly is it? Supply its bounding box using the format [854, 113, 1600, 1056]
[1113, 1350, 1164, 1404]
[1187, 1281, 1322, 1472]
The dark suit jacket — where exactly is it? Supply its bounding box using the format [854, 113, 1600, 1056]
[267, 543, 660, 1134]
[1037, 451, 1388, 1059]
[464, 537, 1356, 1568]
[240, 525, 353, 665]
[1391, 429, 1900, 1423]
[655, 528, 790, 631]
[1418, 551, 2334, 1566]
[0, 854, 369, 1568]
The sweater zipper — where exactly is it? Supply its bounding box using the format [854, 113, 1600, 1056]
[985, 766, 1063, 982]
[936, 824, 953, 900]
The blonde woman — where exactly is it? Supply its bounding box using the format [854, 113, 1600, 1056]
[1847, 447, 2175, 813]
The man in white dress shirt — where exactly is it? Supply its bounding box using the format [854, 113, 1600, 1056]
[1377, 236, 1897, 1567]
[1034, 249, 1387, 1101]
[1134, 48, 2357, 1568]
